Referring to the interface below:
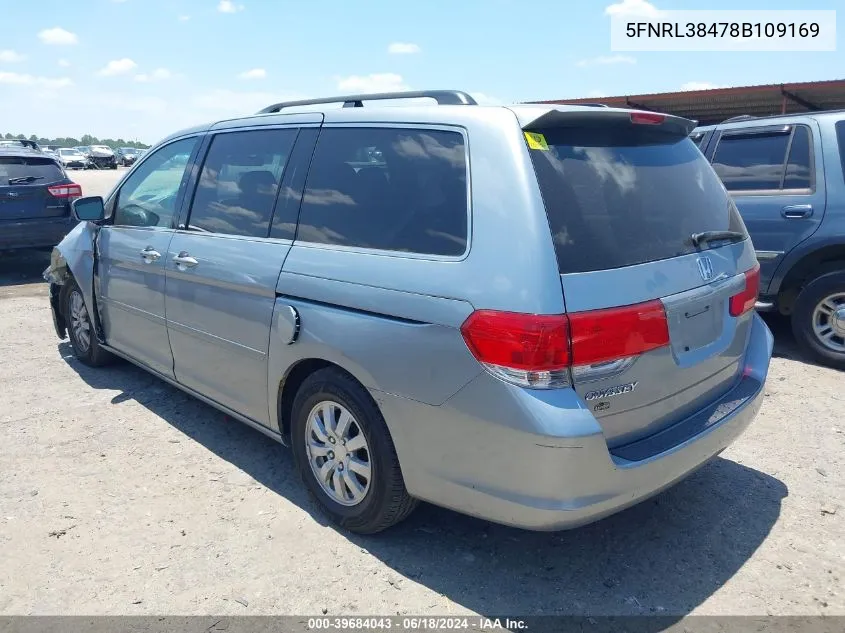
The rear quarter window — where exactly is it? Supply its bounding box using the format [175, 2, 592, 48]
[0, 156, 64, 185]
[527, 127, 745, 274]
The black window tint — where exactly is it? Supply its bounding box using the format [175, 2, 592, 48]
[712, 132, 790, 191]
[784, 125, 812, 190]
[0, 157, 64, 184]
[835, 121, 845, 184]
[297, 128, 467, 256]
[528, 129, 746, 274]
[114, 136, 197, 228]
[188, 129, 296, 237]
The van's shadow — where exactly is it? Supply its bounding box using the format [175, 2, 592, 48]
[60, 343, 787, 623]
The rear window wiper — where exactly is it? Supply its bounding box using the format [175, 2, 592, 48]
[7, 176, 44, 185]
[689, 231, 746, 249]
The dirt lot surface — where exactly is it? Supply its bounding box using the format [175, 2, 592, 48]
[0, 168, 842, 617]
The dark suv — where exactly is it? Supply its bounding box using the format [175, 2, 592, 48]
[0, 148, 82, 251]
[695, 112, 845, 369]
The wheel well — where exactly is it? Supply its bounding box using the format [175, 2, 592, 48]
[278, 359, 361, 440]
[777, 246, 845, 315]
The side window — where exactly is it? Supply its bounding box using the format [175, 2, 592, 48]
[712, 131, 790, 191]
[784, 125, 812, 190]
[712, 125, 813, 193]
[186, 129, 297, 237]
[836, 121, 845, 184]
[114, 137, 198, 228]
[296, 127, 468, 256]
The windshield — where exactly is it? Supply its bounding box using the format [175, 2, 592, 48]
[59, 149, 81, 156]
[527, 127, 748, 274]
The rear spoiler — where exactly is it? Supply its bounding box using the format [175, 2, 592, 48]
[510, 106, 697, 138]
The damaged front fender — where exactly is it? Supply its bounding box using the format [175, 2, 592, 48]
[43, 222, 100, 339]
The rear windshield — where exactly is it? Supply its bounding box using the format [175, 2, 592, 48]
[527, 127, 747, 274]
[0, 156, 64, 186]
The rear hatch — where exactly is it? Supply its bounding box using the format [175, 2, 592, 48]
[0, 156, 73, 221]
[523, 109, 759, 447]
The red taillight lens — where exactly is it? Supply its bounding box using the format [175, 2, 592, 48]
[569, 300, 670, 366]
[47, 183, 82, 199]
[460, 300, 671, 388]
[729, 264, 760, 317]
[460, 311, 570, 371]
[630, 112, 665, 125]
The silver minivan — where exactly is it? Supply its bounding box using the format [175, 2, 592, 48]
[45, 90, 773, 534]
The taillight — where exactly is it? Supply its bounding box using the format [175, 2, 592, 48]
[47, 183, 82, 200]
[729, 264, 760, 317]
[568, 300, 670, 366]
[460, 299, 670, 389]
[630, 112, 665, 125]
[459, 311, 570, 388]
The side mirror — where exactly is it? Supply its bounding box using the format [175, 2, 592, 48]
[71, 196, 106, 222]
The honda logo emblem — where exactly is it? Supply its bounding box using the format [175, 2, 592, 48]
[697, 256, 714, 281]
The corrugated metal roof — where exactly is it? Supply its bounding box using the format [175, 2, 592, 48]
[530, 79, 845, 125]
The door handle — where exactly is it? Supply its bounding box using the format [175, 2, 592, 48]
[782, 204, 814, 219]
[172, 252, 199, 268]
[139, 246, 161, 263]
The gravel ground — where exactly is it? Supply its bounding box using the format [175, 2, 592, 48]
[0, 169, 842, 617]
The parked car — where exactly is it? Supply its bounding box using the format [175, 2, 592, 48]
[1, 146, 82, 251]
[0, 138, 42, 152]
[115, 147, 141, 167]
[86, 145, 118, 169]
[57, 148, 87, 170]
[44, 90, 773, 534]
[695, 111, 845, 368]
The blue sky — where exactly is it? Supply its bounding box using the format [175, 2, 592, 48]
[0, 0, 841, 143]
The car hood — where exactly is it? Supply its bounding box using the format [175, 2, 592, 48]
[89, 148, 114, 157]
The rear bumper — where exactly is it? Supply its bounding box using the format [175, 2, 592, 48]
[377, 313, 774, 531]
[0, 217, 77, 251]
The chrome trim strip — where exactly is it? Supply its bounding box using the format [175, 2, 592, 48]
[755, 250, 783, 261]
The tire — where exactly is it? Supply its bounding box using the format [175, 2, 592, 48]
[791, 269, 845, 370]
[290, 368, 417, 534]
[61, 279, 113, 367]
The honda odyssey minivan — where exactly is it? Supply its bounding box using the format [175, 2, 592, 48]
[45, 90, 773, 533]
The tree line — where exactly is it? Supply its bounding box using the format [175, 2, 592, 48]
[2, 132, 150, 150]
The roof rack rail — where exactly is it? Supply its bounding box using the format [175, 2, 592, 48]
[723, 114, 757, 122]
[578, 103, 610, 108]
[258, 90, 477, 114]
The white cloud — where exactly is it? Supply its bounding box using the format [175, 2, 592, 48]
[218, 0, 244, 13]
[0, 50, 26, 63]
[58, 59, 71, 67]
[0, 71, 73, 88]
[38, 27, 79, 45]
[387, 42, 421, 55]
[178, 15, 191, 21]
[680, 81, 722, 91]
[576, 54, 636, 67]
[336, 73, 408, 93]
[135, 68, 174, 82]
[97, 58, 138, 77]
[238, 68, 266, 80]
[605, 0, 660, 17]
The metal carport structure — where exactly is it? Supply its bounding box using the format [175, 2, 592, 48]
[530, 79, 845, 125]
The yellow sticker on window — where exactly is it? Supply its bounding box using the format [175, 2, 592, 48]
[524, 131, 549, 151]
